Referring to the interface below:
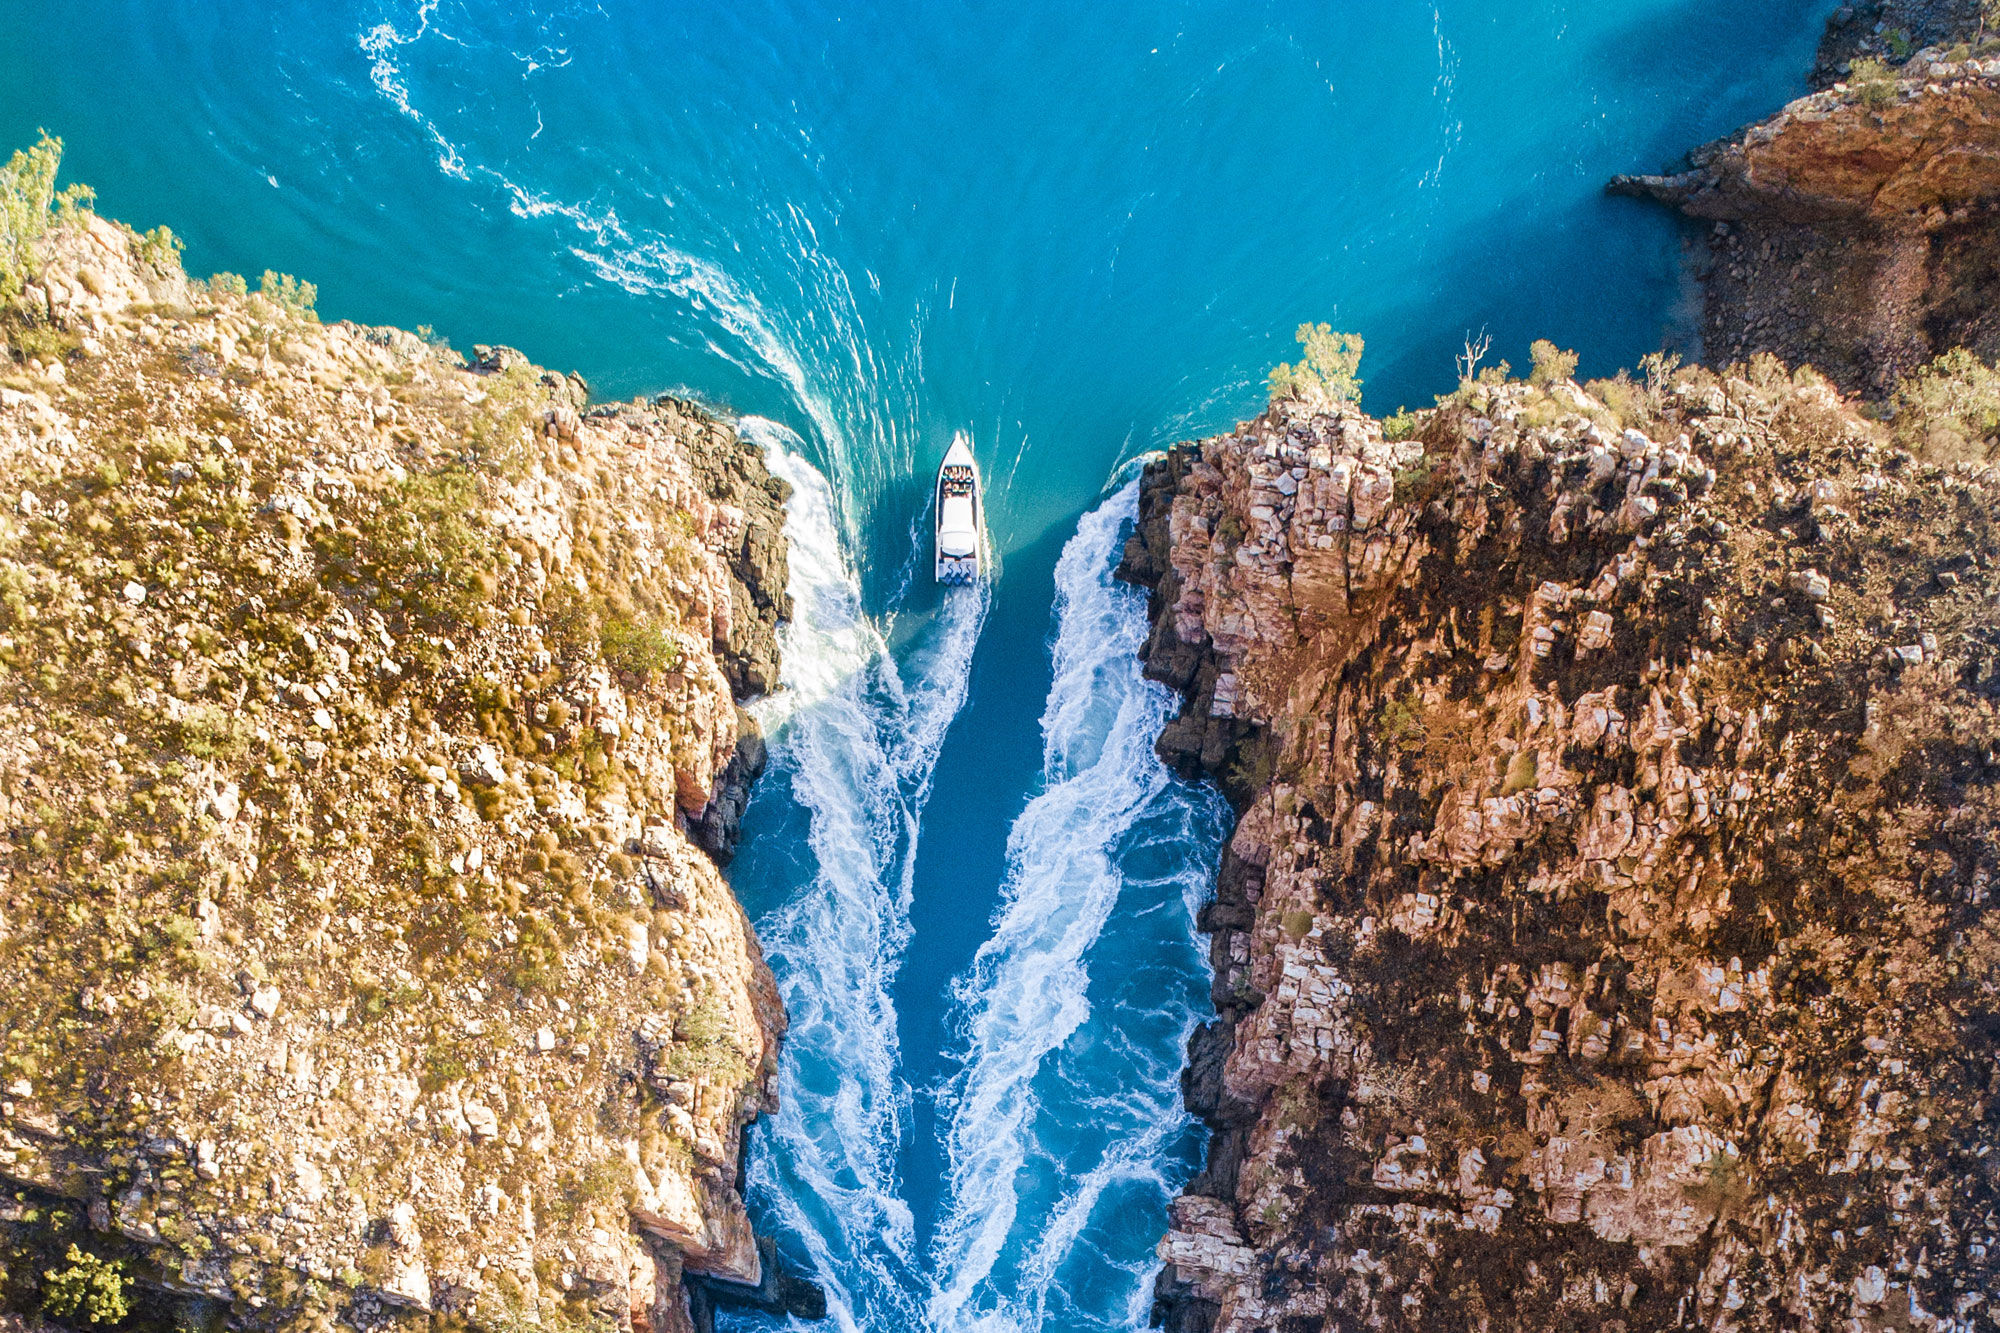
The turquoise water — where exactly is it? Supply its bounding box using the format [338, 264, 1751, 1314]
[1, 2, 1826, 1328]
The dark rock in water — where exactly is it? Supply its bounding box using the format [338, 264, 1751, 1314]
[692, 710, 768, 864]
[685, 1236, 828, 1327]
[1179, 1020, 1237, 1125]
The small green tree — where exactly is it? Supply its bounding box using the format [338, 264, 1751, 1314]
[258, 270, 318, 321]
[600, 611, 681, 680]
[134, 224, 184, 272]
[1269, 323, 1364, 406]
[43, 1246, 133, 1325]
[1527, 340, 1579, 388]
[1, 132, 95, 303]
[1892, 347, 2000, 463]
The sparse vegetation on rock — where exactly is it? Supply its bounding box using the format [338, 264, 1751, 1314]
[0, 143, 799, 1333]
[1893, 345, 2000, 463]
[1125, 353, 2000, 1332]
[40, 1248, 131, 1326]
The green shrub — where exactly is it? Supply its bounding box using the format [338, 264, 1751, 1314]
[258, 270, 318, 321]
[1587, 370, 1652, 430]
[171, 703, 253, 760]
[204, 272, 249, 299]
[1393, 457, 1441, 505]
[666, 998, 750, 1082]
[15, 323, 79, 363]
[1224, 736, 1276, 795]
[1269, 323, 1364, 406]
[342, 468, 490, 624]
[1381, 408, 1419, 441]
[1500, 749, 1539, 795]
[600, 612, 680, 680]
[42, 1246, 133, 1325]
[420, 1043, 470, 1093]
[1378, 694, 1427, 753]
[1527, 340, 1579, 388]
[1892, 348, 2000, 463]
[1850, 57, 1898, 109]
[1, 132, 93, 303]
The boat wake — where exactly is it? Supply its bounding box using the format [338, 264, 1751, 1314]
[923, 480, 1229, 1333]
[354, 4, 924, 557]
[355, 23, 1225, 1329]
[739, 420, 990, 1333]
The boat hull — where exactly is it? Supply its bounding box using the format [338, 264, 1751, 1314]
[934, 437, 984, 584]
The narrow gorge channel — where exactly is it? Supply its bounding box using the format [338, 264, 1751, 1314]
[730, 448, 1228, 1332]
[1, 4, 1915, 1333]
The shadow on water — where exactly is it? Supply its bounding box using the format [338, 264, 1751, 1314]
[1586, 0, 1826, 149]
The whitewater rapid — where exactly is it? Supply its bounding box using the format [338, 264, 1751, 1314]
[740, 418, 990, 1332]
[924, 479, 1228, 1333]
[736, 456, 1226, 1332]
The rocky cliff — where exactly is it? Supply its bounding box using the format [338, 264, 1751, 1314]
[1613, 4, 2000, 394]
[0, 200, 806, 1333]
[1124, 366, 2000, 1331]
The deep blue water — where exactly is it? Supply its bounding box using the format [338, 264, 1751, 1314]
[1, 3, 1826, 1328]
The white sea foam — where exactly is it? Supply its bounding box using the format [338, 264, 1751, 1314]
[353, 10, 921, 556]
[358, 3, 469, 179]
[740, 421, 989, 1332]
[925, 480, 1224, 1332]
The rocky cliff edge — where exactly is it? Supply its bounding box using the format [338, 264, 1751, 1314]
[0, 203, 801, 1333]
[1124, 366, 2000, 1331]
[1612, 10, 2000, 394]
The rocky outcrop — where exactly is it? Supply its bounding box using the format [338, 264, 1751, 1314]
[1611, 6, 2000, 396]
[1612, 58, 2000, 225]
[0, 205, 798, 1332]
[1126, 369, 2000, 1331]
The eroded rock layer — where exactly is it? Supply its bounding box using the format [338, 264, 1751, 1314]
[1124, 369, 2000, 1331]
[0, 213, 793, 1332]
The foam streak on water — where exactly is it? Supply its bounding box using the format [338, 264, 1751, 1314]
[739, 419, 989, 1332]
[353, 3, 925, 559]
[926, 481, 1228, 1332]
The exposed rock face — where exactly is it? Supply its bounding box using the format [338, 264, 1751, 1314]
[584, 395, 791, 705]
[0, 211, 794, 1331]
[575, 395, 791, 866]
[1612, 12, 2000, 394]
[1125, 372, 2000, 1331]
[1615, 62, 2000, 225]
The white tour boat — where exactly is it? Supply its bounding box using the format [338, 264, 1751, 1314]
[934, 434, 984, 584]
